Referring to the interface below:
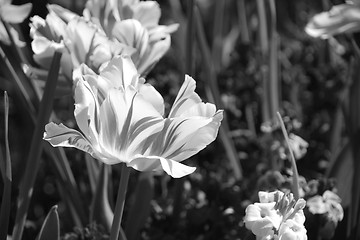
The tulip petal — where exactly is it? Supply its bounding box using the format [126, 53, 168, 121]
[167, 110, 223, 161]
[1, 3, 32, 23]
[44, 122, 94, 155]
[48, 4, 78, 23]
[66, 17, 98, 67]
[128, 155, 196, 178]
[74, 79, 100, 145]
[130, 1, 161, 29]
[97, 87, 163, 161]
[138, 80, 164, 115]
[169, 75, 203, 118]
[136, 33, 170, 75]
[149, 116, 213, 162]
[99, 55, 139, 89]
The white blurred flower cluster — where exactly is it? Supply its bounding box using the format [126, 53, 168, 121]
[244, 190, 307, 240]
[30, 0, 178, 80]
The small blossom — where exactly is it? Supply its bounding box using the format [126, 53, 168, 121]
[244, 190, 307, 240]
[307, 190, 344, 223]
[288, 134, 308, 160]
[43, 55, 223, 178]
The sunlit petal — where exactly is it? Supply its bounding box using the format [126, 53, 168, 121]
[151, 117, 212, 161]
[169, 75, 203, 118]
[48, 4, 78, 23]
[44, 122, 94, 155]
[128, 155, 196, 178]
[99, 55, 139, 89]
[136, 33, 170, 75]
[138, 80, 164, 115]
[74, 79, 100, 145]
[130, 1, 161, 29]
[167, 110, 223, 161]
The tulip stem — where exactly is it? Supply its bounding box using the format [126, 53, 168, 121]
[110, 163, 130, 240]
[277, 112, 300, 200]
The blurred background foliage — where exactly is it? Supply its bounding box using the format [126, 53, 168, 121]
[0, 0, 358, 239]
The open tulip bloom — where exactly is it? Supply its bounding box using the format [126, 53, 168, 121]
[44, 55, 223, 178]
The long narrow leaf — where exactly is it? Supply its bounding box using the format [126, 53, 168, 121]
[268, 0, 279, 119]
[0, 92, 12, 240]
[0, 47, 38, 121]
[211, 0, 225, 72]
[12, 51, 62, 240]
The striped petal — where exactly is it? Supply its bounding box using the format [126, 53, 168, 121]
[97, 87, 164, 161]
[44, 122, 94, 155]
[74, 79, 100, 145]
[128, 155, 196, 178]
[168, 75, 203, 118]
[99, 55, 139, 89]
[149, 117, 212, 161]
[167, 110, 223, 162]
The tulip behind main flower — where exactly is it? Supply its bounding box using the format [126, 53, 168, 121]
[44, 55, 223, 178]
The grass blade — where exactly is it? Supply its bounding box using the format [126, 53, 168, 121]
[37, 206, 60, 240]
[0, 47, 38, 121]
[12, 51, 62, 240]
[211, 0, 225, 72]
[0, 91, 12, 240]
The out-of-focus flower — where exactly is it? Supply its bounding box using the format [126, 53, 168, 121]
[244, 190, 307, 240]
[30, 9, 133, 80]
[0, 0, 32, 46]
[305, 3, 360, 39]
[288, 134, 309, 160]
[44, 2, 177, 76]
[81, 0, 178, 75]
[111, 19, 178, 75]
[44, 55, 223, 178]
[83, 0, 168, 33]
[307, 190, 344, 224]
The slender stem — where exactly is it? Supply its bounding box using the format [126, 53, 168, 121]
[276, 112, 300, 200]
[110, 163, 130, 240]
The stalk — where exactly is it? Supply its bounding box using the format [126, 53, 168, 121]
[109, 163, 130, 240]
[277, 112, 300, 200]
